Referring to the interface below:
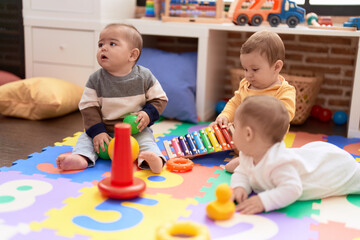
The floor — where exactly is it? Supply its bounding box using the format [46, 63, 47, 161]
[1, 119, 358, 240]
[0, 111, 348, 168]
[0, 111, 84, 167]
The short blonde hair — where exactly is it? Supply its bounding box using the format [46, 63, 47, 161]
[235, 95, 289, 143]
[240, 30, 285, 66]
[104, 23, 143, 62]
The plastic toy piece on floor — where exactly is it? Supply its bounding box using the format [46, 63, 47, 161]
[97, 123, 146, 199]
[166, 157, 194, 173]
[156, 220, 210, 240]
[206, 183, 235, 220]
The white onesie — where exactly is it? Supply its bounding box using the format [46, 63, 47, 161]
[231, 141, 360, 212]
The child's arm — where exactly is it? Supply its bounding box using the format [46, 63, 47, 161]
[258, 164, 302, 212]
[278, 81, 296, 121]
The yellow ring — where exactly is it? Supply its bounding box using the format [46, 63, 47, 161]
[156, 221, 210, 240]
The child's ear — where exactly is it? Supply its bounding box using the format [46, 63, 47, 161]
[129, 48, 140, 62]
[274, 60, 283, 73]
[245, 126, 253, 142]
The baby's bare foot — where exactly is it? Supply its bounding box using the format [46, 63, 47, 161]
[138, 151, 163, 174]
[225, 157, 240, 173]
[56, 153, 88, 170]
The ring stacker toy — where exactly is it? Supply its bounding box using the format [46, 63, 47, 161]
[163, 124, 235, 160]
[156, 220, 210, 240]
[166, 157, 194, 173]
[98, 123, 146, 199]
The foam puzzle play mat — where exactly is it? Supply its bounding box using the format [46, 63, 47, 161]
[1, 119, 360, 240]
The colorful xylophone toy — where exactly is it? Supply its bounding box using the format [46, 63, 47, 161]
[163, 124, 236, 159]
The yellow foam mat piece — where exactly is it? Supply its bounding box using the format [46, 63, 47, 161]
[30, 186, 197, 240]
[54, 132, 83, 147]
[284, 132, 296, 148]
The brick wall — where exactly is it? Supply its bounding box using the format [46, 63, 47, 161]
[0, 0, 25, 78]
[226, 31, 358, 115]
[143, 31, 358, 115]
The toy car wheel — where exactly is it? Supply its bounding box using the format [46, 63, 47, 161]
[286, 16, 299, 28]
[236, 14, 248, 26]
[250, 15, 263, 26]
[268, 15, 280, 27]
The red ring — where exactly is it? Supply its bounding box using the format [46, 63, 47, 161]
[166, 158, 194, 173]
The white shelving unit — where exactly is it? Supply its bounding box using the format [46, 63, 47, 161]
[22, 0, 136, 87]
[125, 19, 360, 138]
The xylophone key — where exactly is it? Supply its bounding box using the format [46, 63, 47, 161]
[205, 127, 222, 152]
[178, 136, 191, 156]
[212, 124, 230, 150]
[199, 129, 214, 153]
[163, 140, 177, 159]
[185, 134, 200, 155]
[191, 131, 208, 154]
[171, 137, 184, 157]
[220, 126, 236, 149]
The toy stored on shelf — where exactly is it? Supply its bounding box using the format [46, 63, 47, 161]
[343, 17, 360, 30]
[228, 0, 305, 28]
[162, 0, 229, 23]
[306, 13, 356, 31]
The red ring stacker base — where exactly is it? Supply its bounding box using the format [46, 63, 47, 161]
[98, 123, 146, 199]
[166, 157, 194, 173]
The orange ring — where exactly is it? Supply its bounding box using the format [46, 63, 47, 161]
[166, 157, 194, 173]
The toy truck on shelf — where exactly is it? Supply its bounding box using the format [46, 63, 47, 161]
[228, 0, 305, 28]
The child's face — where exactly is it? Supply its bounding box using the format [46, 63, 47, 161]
[240, 50, 280, 90]
[97, 26, 134, 75]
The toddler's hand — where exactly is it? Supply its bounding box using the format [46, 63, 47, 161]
[132, 111, 150, 132]
[236, 195, 265, 214]
[232, 187, 248, 204]
[215, 115, 229, 128]
[93, 132, 112, 154]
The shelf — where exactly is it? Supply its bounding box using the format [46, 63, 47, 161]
[125, 19, 360, 138]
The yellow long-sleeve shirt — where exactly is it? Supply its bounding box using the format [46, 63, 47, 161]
[220, 75, 296, 122]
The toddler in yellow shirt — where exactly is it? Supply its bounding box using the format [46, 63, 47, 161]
[210, 30, 296, 173]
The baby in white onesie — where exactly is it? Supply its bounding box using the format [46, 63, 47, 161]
[230, 95, 360, 214]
